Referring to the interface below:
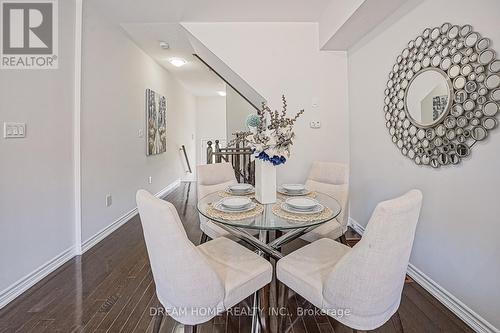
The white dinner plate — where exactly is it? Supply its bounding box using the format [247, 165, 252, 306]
[281, 202, 324, 215]
[226, 184, 255, 195]
[281, 184, 306, 193]
[213, 200, 256, 213]
[277, 187, 311, 196]
[220, 197, 252, 209]
[229, 184, 254, 193]
[285, 197, 318, 210]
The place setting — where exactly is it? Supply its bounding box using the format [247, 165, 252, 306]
[218, 183, 256, 198]
[272, 196, 333, 222]
[206, 196, 263, 220]
[277, 183, 315, 198]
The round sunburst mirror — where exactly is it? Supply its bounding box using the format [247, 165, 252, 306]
[384, 23, 499, 167]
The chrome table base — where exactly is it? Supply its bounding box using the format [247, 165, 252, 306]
[213, 224, 318, 333]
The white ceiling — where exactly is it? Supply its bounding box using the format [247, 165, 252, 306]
[98, 0, 334, 97]
[92, 0, 333, 23]
[102, 0, 411, 96]
[122, 23, 226, 97]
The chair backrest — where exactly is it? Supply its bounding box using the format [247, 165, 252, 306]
[197, 163, 238, 199]
[305, 162, 349, 227]
[136, 190, 224, 313]
[323, 190, 423, 321]
[306, 161, 349, 185]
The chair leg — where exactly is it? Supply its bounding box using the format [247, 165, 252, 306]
[184, 325, 197, 333]
[259, 285, 270, 333]
[391, 311, 404, 333]
[339, 234, 348, 245]
[199, 232, 209, 244]
[152, 309, 164, 333]
[278, 282, 288, 333]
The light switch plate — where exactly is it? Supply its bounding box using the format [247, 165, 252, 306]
[106, 194, 112, 207]
[4, 122, 26, 138]
[311, 97, 319, 108]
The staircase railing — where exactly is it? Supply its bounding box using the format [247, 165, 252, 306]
[206, 135, 255, 185]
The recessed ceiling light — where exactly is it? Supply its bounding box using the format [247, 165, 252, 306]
[169, 57, 187, 67]
[217, 91, 227, 96]
[159, 41, 169, 50]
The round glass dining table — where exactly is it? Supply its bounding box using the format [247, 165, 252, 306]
[197, 192, 342, 260]
[197, 192, 341, 333]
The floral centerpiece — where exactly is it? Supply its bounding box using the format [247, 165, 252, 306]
[235, 95, 304, 165]
[232, 95, 304, 203]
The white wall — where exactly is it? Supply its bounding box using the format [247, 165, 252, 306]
[348, 0, 500, 330]
[81, 1, 196, 242]
[183, 22, 350, 184]
[226, 85, 256, 140]
[195, 96, 226, 165]
[0, 0, 76, 296]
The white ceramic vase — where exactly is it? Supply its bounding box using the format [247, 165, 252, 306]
[255, 159, 277, 204]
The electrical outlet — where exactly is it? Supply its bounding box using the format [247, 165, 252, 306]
[148, 176, 152, 184]
[138, 129, 144, 138]
[106, 194, 112, 207]
[309, 121, 321, 129]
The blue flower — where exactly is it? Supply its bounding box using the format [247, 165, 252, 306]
[256, 151, 286, 166]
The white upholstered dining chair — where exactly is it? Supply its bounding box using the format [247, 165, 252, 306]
[277, 190, 423, 332]
[301, 161, 349, 244]
[197, 163, 238, 243]
[136, 190, 272, 333]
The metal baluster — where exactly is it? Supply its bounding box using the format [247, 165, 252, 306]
[215, 140, 221, 163]
[206, 141, 213, 164]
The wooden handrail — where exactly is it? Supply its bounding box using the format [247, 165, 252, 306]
[180, 145, 192, 173]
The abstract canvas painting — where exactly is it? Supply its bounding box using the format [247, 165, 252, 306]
[145, 89, 167, 155]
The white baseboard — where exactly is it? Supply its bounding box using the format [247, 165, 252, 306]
[81, 179, 181, 253]
[348, 218, 498, 333]
[0, 246, 76, 310]
[0, 180, 181, 311]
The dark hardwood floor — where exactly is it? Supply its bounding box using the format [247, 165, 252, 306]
[0, 182, 474, 333]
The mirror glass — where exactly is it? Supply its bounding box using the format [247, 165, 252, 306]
[472, 126, 487, 141]
[465, 32, 479, 47]
[490, 60, 500, 72]
[483, 117, 497, 130]
[486, 74, 500, 89]
[479, 50, 495, 65]
[460, 25, 472, 37]
[483, 101, 499, 116]
[476, 38, 490, 51]
[492, 88, 500, 101]
[448, 26, 459, 39]
[406, 69, 451, 126]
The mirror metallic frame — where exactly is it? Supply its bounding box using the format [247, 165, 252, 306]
[384, 23, 499, 168]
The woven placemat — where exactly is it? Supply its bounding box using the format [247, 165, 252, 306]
[205, 203, 264, 221]
[217, 190, 255, 198]
[272, 203, 333, 222]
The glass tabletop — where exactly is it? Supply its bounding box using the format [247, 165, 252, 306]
[197, 192, 341, 231]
